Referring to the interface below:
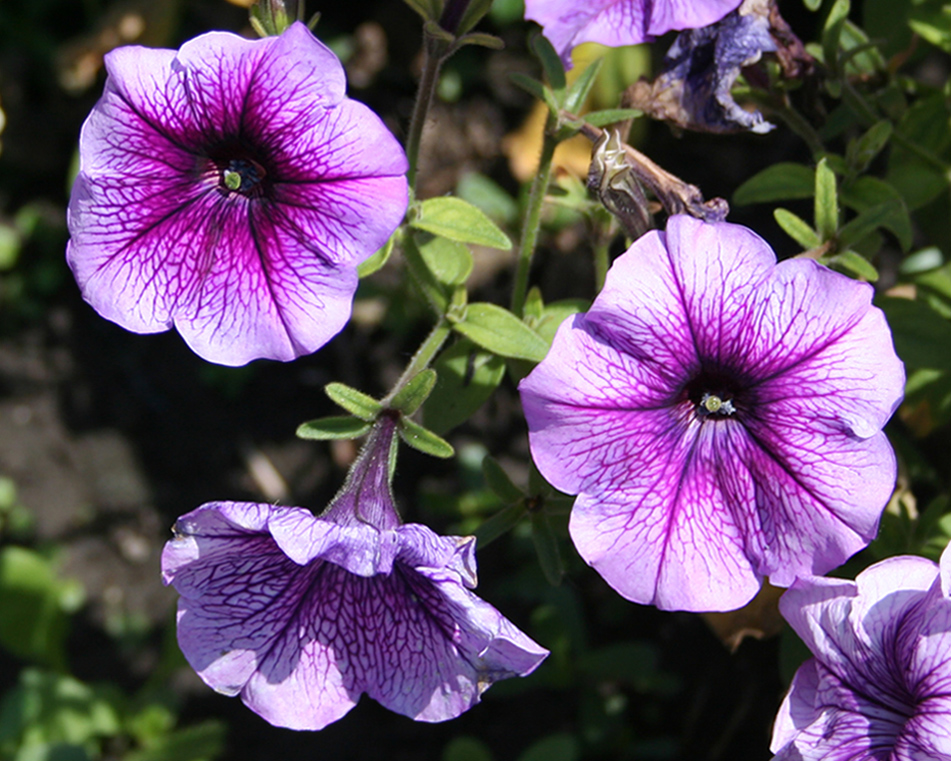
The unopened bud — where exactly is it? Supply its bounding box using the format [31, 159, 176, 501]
[588, 130, 651, 240]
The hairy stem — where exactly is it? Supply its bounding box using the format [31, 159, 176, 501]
[511, 127, 557, 317]
[382, 318, 452, 406]
[405, 40, 444, 193]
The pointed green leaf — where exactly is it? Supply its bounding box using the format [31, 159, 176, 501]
[455, 0, 494, 35]
[827, 250, 879, 281]
[454, 303, 550, 361]
[358, 232, 397, 278]
[582, 108, 642, 127]
[840, 177, 912, 250]
[403, 231, 450, 313]
[474, 502, 526, 548]
[846, 120, 893, 175]
[424, 339, 506, 435]
[417, 233, 474, 286]
[814, 157, 839, 242]
[390, 369, 437, 415]
[523, 287, 544, 320]
[482, 456, 524, 503]
[533, 299, 589, 343]
[324, 383, 381, 421]
[453, 32, 504, 50]
[530, 32, 566, 98]
[733, 163, 815, 206]
[509, 73, 557, 111]
[296, 416, 371, 440]
[564, 58, 603, 114]
[774, 208, 821, 249]
[399, 418, 455, 458]
[411, 197, 512, 251]
[403, 0, 442, 22]
[837, 199, 911, 252]
[822, 0, 851, 76]
[456, 172, 518, 226]
[531, 511, 564, 586]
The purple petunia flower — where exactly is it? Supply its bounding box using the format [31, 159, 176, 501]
[524, 0, 743, 66]
[772, 544, 951, 760]
[161, 417, 547, 730]
[67, 22, 408, 366]
[518, 215, 904, 612]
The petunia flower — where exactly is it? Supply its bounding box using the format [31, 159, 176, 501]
[67, 22, 408, 366]
[518, 215, 904, 612]
[771, 544, 951, 760]
[524, 0, 743, 66]
[161, 416, 548, 730]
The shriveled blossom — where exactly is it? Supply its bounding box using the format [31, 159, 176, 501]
[67, 22, 408, 366]
[519, 215, 903, 612]
[161, 417, 547, 730]
[628, 2, 777, 133]
[772, 544, 951, 760]
[524, 0, 743, 66]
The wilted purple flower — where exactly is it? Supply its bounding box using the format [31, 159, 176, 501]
[772, 545, 951, 760]
[161, 417, 547, 730]
[524, 0, 742, 65]
[629, 4, 777, 133]
[519, 215, 904, 612]
[67, 22, 408, 366]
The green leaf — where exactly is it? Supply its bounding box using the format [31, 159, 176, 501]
[411, 197, 512, 251]
[357, 231, 397, 278]
[733, 163, 815, 206]
[443, 736, 495, 761]
[402, 0, 442, 22]
[814, 157, 839, 242]
[455, 0, 494, 35]
[482, 456, 524, 503]
[582, 108, 642, 127]
[417, 233, 474, 286]
[804, 0, 821, 8]
[454, 303, 550, 361]
[474, 502, 526, 548]
[390, 369, 437, 415]
[822, 0, 851, 77]
[908, 5, 951, 52]
[296, 416, 371, 440]
[827, 250, 879, 281]
[403, 232, 450, 313]
[846, 120, 893, 175]
[876, 296, 951, 371]
[531, 511, 564, 586]
[530, 32, 566, 98]
[0, 548, 78, 669]
[453, 32, 505, 50]
[774, 208, 821, 249]
[399, 418, 454, 458]
[456, 172, 518, 226]
[564, 58, 603, 114]
[509, 73, 561, 114]
[530, 299, 588, 344]
[424, 339, 505, 435]
[324, 383, 381, 421]
[125, 721, 227, 761]
[837, 199, 911, 252]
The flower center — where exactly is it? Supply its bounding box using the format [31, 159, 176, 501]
[683, 368, 746, 420]
[220, 158, 266, 195]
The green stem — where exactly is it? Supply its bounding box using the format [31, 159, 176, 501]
[775, 101, 826, 160]
[593, 238, 609, 292]
[382, 318, 452, 405]
[511, 127, 558, 317]
[405, 41, 444, 193]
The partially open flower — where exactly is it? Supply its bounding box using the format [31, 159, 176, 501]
[519, 215, 904, 612]
[772, 544, 951, 760]
[67, 22, 408, 366]
[524, 0, 742, 66]
[162, 418, 547, 729]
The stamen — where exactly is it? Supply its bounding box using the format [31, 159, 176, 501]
[700, 392, 735, 416]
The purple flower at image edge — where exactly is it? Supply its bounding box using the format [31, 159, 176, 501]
[67, 22, 408, 366]
[519, 215, 904, 612]
[524, 0, 743, 65]
[161, 418, 548, 730]
[772, 544, 951, 760]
